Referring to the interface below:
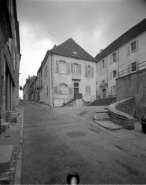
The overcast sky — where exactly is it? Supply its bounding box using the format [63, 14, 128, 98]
[17, 0, 146, 97]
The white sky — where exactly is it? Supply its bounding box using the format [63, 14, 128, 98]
[17, 0, 146, 98]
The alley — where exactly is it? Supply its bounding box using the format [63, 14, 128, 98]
[21, 101, 146, 184]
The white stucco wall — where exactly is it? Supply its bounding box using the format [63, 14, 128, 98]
[53, 55, 97, 107]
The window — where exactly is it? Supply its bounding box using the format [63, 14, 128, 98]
[102, 60, 105, 68]
[113, 86, 116, 94]
[71, 63, 81, 74]
[85, 65, 93, 78]
[44, 65, 47, 78]
[113, 70, 117, 78]
[47, 86, 48, 96]
[113, 53, 116, 63]
[131, 41, 136, 52]
[131, 62, 137, 71]
[59, 61, 66, 74]
[86, 86, 91, 94]
[59, 84, 68, 95]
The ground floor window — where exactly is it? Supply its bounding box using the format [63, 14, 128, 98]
[85, 86, 91, 94]
[59, 84, 68, 95]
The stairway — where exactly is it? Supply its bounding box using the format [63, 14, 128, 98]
[87, 96, 116, 106]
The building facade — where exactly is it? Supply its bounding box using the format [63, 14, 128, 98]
[37, 38, 97, 107]
[95, 18, 146, 99]
[0, 0, 21, 129]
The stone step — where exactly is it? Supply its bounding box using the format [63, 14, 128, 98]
[94, 112, 110, 120]
[0, 145, 14, 170]
[95, 120, 124, 131]
[1, 122, 10, 131]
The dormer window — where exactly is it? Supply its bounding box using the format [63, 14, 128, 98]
[73, 51, 77, 55]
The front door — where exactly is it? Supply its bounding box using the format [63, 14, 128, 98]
[74, 83, 79, 99]
[102, 89, 106, 98]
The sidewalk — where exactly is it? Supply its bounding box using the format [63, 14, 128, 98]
[0, 103, 23, 184]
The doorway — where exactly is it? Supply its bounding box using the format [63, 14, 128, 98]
[74, 83, 79, 99]
[102, 89, 106, 98]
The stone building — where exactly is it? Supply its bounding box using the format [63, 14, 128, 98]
[37, 38, 97, 107]
[95, 18, 146, 119]
[95, 18, 146, 99]
[0, 0, 21, 131]
[23, 76, 36, 101]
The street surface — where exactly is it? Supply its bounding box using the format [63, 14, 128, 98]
[22, 101, 146, 184]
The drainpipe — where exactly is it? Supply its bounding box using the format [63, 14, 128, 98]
[0, 42, 5, 134]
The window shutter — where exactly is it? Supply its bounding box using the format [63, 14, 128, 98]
[69, 87, 73, 95]
[136, 61, 139, 70]
[136, 40, 139, 51]
[92, 67, 94, 78]
[116, 70, 118, 78]
[79, 64, 81, 74]
[127, 44, 130, 56]
[85, 86, 87, 93]
[71, 63, 73, 74]
[68, 63, 70, 74]
[56, 60, 59, 73]
[116, 50, 119, 61]
[85, 66, 88, 77]
[128, 64, 131, 73]
[110, 55, 112, 65]
[54, 86, 58, 94]
[110, 72, 112, 80]
[66, 62, 68, 74]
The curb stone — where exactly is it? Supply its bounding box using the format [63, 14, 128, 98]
[14, 106, 24, 185]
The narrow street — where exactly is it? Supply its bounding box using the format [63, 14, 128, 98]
[21, 101, 146, 184]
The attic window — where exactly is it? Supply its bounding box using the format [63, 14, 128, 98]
[73, 51, 77, 55]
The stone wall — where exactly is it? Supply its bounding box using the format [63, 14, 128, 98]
[116, 68, 146, 119]
[108, 97, 135, 130]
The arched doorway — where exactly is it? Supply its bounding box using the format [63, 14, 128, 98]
[102, 89, 106, 98]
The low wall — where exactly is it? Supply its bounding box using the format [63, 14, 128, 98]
[116, 68, 146, 119]
[108, 97, 135, 130]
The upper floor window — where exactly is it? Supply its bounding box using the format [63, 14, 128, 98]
[131, 41, 136, 52]
[72, 63, 81, 74]
[85, 85, 91, 94]
[44, 65, 47, 79]
[113, 53, 116, 63]
[131, 62, 137, 71]
[113, 70, 117, 78]
[85, 65, 94, 78]
[59, 61, 66, 74]
[102, 60, 105, 68]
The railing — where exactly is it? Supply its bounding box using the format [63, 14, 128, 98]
[82, 94, 89, 103]
[63, 95, 74, 105]
[90, 95, 97, 103]
[118, 61, 146, 78]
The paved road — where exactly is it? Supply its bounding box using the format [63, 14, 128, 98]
[21, 101, 146, 184]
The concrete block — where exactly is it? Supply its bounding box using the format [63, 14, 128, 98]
[0, 145, 14, 170]
[1, 122, 10, 131]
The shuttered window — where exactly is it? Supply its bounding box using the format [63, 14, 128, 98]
[91, 67, 94, 78]
[69, 87, 73, 95]
[54, 86, 58, 94]
[85, 86, 91, 94]
[56, 60, 59, 73]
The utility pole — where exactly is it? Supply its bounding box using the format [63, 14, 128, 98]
[47, 31, 57, 48]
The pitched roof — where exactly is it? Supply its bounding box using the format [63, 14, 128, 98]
[50, 38, 97, 62]
[95, 18, 146, 62]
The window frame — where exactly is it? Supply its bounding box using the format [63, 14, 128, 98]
[131, 41, 136, 53]
[131, 62, 137, 72]
[113, 70, 117, 78]
[59, 61, 66, 74]
[112, 53, 116, 63]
